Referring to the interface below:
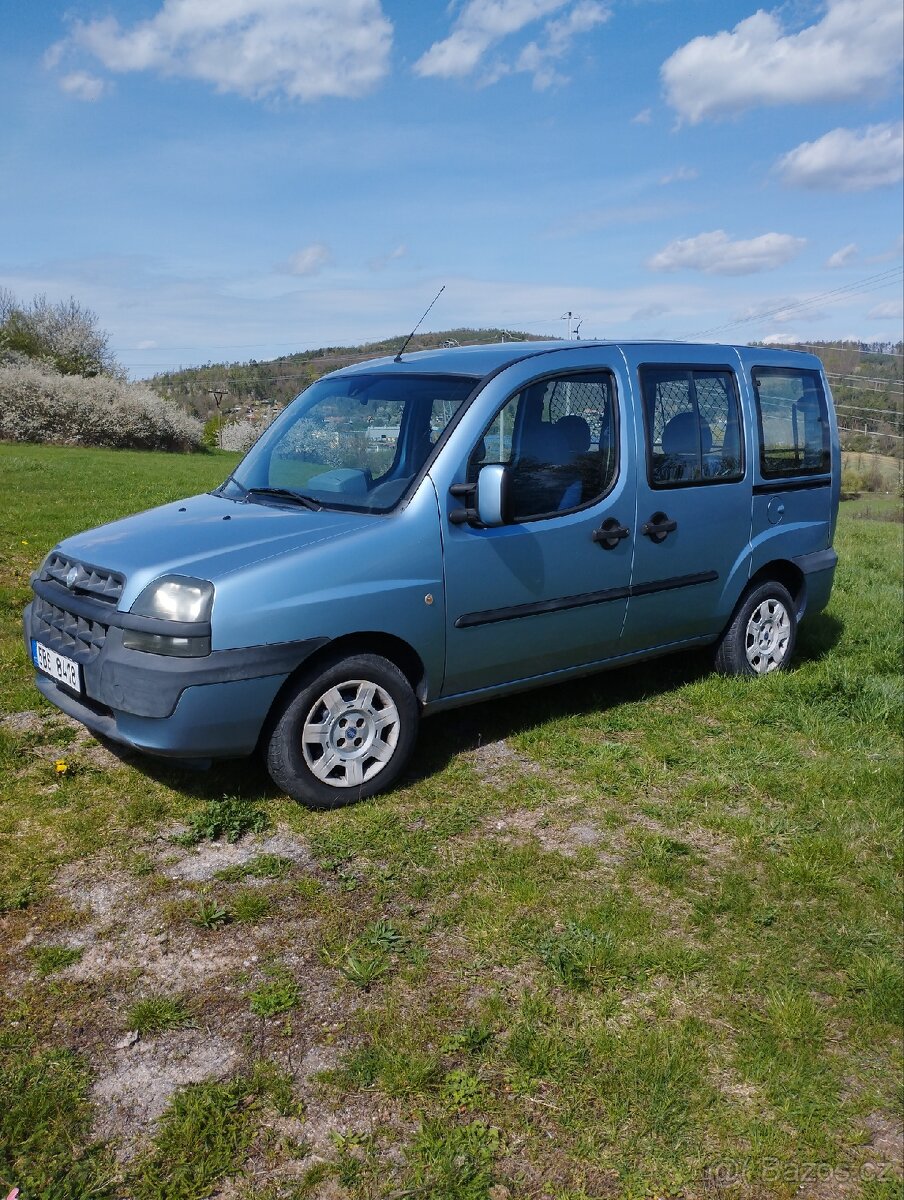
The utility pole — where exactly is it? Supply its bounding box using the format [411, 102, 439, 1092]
[560, 311, 582, 340]
[209, 387, 229, 450]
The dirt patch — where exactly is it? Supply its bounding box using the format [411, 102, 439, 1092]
[160, 831, 314, 883]
[863, 1110, 904, 1174]
[467, 738, 545, 789]
[1, 709, 46, 735]
[707, 1061, 772, 1116]
[92, 1029, 238, 1151]
[38, 840, 394, 1170]
[488, 807, 614, 860]
[52, 859, 141, 922]
[2, 707, 134, 769]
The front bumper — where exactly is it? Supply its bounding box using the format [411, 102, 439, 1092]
[23, 583, 327, 759]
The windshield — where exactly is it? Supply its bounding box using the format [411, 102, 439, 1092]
[222, 372, 477, 512]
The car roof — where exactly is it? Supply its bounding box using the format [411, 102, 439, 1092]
[332, 339, 823, 380]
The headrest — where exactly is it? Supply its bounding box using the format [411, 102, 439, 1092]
[555, 415, 592, 454]
[662, 412, 712, 456]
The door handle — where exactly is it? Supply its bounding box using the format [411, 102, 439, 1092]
[593, 517, 631, 550]
[642, 511, 678, 543]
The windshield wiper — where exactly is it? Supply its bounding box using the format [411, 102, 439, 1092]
[245, 486, 322, 511]
[216, 474, 248, 498]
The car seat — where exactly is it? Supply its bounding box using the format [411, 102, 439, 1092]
[553, 415, 593, 509]
[658, 412, 710, 482]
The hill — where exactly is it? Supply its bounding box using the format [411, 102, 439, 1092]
[149, 333, 903, 462]
[149, 328, 547, 422]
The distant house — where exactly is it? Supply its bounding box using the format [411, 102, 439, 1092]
[365, 426, 400, 444]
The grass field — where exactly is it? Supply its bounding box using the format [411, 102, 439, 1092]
[1, 442, 902, 1200]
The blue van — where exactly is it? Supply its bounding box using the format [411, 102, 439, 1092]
[24, 340, 839, 807]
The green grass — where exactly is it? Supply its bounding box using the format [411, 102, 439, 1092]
[28, 944, 84, 976]
[174, 795, 272, 847]
[248, 968, 300, 1017]
[129, 1078, 256, 1200]
[1, 443, 902, 1197]
[126, 996, 193, 1035]
[0, 1045, 116, 1199]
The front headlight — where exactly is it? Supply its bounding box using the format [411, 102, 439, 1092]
[123, 575, 214, 657]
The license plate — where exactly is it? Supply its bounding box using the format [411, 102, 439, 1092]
[32, 641, 82, 692]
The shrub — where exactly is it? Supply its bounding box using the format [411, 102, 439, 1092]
[0, 362, 204, 452]
[841, 468, 864, 495]
[0, 288, 120, 378]
[219, 418, 263, 454]
[218, 407, 283, 454]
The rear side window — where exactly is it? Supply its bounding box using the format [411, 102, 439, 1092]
[752, 367, 830, 478]
[468, 371, 618, 520]
[640, 366, 743, 487]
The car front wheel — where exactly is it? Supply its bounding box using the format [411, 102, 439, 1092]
[265, 652, 419, 808]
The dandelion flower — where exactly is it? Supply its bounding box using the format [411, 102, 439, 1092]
[55, 759, 68, 775]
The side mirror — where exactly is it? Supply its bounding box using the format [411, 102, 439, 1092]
[475, 464, 513, 526]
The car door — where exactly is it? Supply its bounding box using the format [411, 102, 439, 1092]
[747, 354, 837, 559]
[619, 347, 753, 652]
[435, 352, 635, 698]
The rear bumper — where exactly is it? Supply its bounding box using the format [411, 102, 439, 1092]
[24, 595, 326, 759]
[793, 547, 838, 617]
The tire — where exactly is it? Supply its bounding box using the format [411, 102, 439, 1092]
[714, 581, 797, 677]
[265, 652, 419, 809]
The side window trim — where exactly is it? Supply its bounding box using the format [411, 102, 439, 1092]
[638, 362, 746, 490]
[467, 367, 622, 524]
[751, 365, 831, 479]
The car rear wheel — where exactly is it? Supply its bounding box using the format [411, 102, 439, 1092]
[714, 580, 797, 676]
[265, 652, 419, 808]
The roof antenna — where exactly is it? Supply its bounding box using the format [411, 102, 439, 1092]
[394, 284, 445, 362]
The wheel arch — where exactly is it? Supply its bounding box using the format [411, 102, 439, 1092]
[746, 559, 806, 619]
[259, 631, 428, 750]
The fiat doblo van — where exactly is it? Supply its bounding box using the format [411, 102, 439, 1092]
[24, 340, 839, 807]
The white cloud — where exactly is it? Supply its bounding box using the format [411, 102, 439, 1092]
[868, 299, 904, 320]
[661, 0, 904, 123]
[54, 0, 393, 103]
[631, 107, 652, 124]
[776, 123, 904, 192]
[868, 233, 904, 263]
[413, 0, 609, 89]
[58, 71, 107, 101]
[513, 2, 611, 90]
[762, 332, 803, 345]
[825, 243, 858, 269]
[368, 244, 408, 272]
[415, 0, 567, 79]
[648, 230, 806, 275]
[43, 42, 65, 70]
[659, 166, 698, 185]
[630, 302, 669, 321]
[285, 243, 331, 276]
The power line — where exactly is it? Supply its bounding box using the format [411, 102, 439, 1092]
[683, 266, 904, 339]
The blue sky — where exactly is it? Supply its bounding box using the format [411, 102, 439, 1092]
[2, 0, 902, 377]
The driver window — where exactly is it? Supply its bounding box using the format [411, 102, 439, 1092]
[468, 372, 618, 520]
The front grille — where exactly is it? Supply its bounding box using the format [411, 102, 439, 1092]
[42, 553, 124, 604]
[31, 594, 109, 664]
